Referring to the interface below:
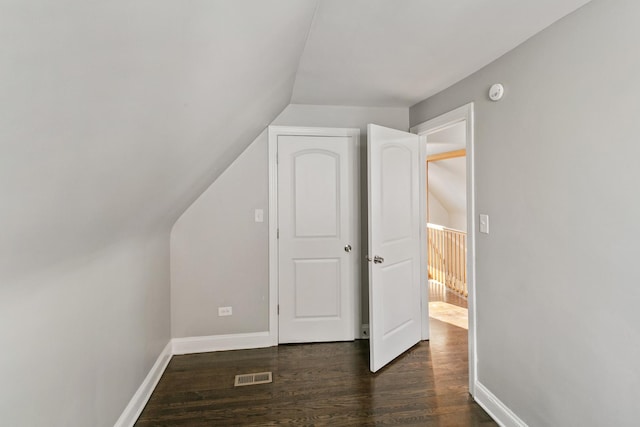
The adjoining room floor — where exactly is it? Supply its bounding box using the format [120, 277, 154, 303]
[428, 280, 469, 330]
[429, 280, 468, 309]
[136, 309, 494, 426]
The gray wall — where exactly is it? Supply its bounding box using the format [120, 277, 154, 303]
[171, 131, 271, 337]
[411, 1, 640, 425]
[171, 104, 409, 337]
[0, 234, 170, 427]
[1, 0, 318, 424]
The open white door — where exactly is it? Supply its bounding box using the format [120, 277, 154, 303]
[368, 124, 422, 373]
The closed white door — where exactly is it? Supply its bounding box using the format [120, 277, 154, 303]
[277, 133, 358, 343]
[367, 124, 422, 372]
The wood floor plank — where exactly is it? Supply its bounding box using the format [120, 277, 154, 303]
[137, 287, 493, 426]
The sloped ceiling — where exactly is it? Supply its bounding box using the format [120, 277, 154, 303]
[292, 0, 591, 106]
[427, 122, 466, 156]
[429, 157, 466, 215]
[0, 0, 317, 279]
[1, 0, 591, 279]
[427, 123, 467, 215]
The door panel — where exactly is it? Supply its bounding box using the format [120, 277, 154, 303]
[381, 145, 413, 242]
[293, 258, 340, 318]
[278, 135, 356, 343]
[381, 259, 413, 335]
[368, 124, 422, 372]
[293, 152, 339, 237]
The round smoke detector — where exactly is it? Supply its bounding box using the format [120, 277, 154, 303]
[489, 83, 504, 101]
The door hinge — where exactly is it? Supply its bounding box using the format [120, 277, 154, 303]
[277, 304, 280, 315]
[277, 228, 279, 239]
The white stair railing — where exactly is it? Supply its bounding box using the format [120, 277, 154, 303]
[427, 223, 467, 297]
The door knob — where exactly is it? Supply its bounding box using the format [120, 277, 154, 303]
[344, 244, 352, 253]
[373, 255, 384, 264]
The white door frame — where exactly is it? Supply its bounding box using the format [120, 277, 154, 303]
[268, 126, 361, 346]
[410, 103, 477, 396]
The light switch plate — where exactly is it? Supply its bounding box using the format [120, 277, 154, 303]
[479, 214, 489, 234]
[254, 209, 264, 223]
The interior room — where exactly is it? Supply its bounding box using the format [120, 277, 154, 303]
[2, 1, 639, 426]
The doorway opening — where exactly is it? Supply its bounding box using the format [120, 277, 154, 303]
[426, 122, 468, 330]
[411, 103, 476, 394]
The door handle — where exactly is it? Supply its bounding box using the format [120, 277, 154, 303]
[366, 255, 384, 264]
[344, 244, 352, 253]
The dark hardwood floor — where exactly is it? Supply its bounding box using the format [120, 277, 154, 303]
[136, 293, 493, 426]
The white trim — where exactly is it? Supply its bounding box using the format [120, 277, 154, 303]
[172, 331, 273, 355]
[268, 127, 279, 346]
[410, 103, 470, 135]
[114, 341, 172, 427]
[115, 333, 277, 426]
[115, 335, 519, 427]
[268, 126, 361, 345]
[474, 382, 528, 427]
[410, 102, 477, 395]
[418, 134, 429, 340]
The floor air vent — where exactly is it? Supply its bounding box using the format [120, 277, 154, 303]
[234, 372, 273, 387]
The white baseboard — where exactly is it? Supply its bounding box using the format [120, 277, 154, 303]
[172, 331, 274, 355]
[114, 341, 172, 427]
[474, 381, 528, 427]
[115, 332, 274, 426]
[119, 334, 520, 427]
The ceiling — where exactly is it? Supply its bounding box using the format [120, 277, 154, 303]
[426, 122, 466, 156]
[427, 122, 467, 217]
[293, 0, 592, 107]
[1, 0, 591, 280]
[429, 157, 467, 216]
[0, 0, 318, 279]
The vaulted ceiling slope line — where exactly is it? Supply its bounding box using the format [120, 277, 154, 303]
[0, 0, 317, 280]
[429, 157, 466, 216]
[291, 0, 592, 107]
[1, 0, 592, 280]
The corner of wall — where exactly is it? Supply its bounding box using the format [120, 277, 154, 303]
[474, 382, 528, 427]
[113, 341, 173, 427]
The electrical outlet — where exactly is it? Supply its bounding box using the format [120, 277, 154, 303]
[218, 306, 232, 316]
[361, 324, 369, 339]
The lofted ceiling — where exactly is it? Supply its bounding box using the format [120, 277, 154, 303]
[1, 0, 591, 280]
[293, 0, 592, 107]
[426, 122, 466, 156]
[0, 0, 317, 279]
[427, 123, 467, 217]
[429, 157, 467, 216]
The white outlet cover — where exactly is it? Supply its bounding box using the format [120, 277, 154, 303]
[218, 306, 233, 316]
[254, 209, 264, 223]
